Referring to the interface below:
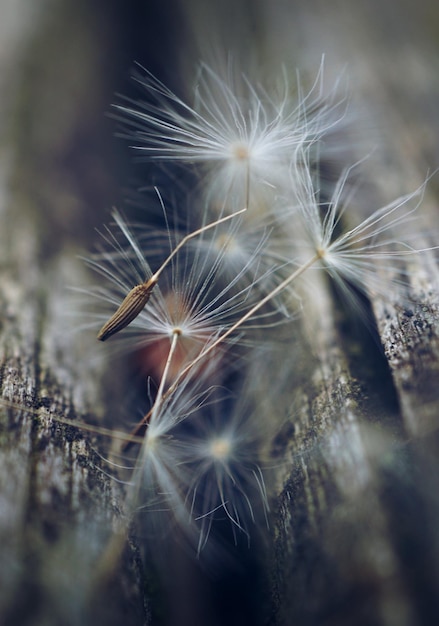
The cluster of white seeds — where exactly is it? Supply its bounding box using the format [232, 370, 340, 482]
[85, 60, 433, 556]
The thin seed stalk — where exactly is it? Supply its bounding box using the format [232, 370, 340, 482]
[124, 252, 321, 446]
[97, 208, 247, 341]
[89, 329, 182, 592]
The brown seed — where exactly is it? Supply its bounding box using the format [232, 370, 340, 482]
[97, 277, 157, 341]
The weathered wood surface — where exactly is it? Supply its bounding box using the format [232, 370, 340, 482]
[1, 1, 439, 626]
[0, 2, 150, 625]
[265, 2, 439, 625]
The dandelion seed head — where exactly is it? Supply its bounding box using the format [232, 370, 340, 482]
[286, 152, 435, 310]
[115, 61, 346, 213]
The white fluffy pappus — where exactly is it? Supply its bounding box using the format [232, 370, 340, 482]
[81, 207, 294, 382]
[114, 60, 346, 212]
[162, 171, 438, 378]
[123, 355, 229, 549]
[274, 153, 438, 316]
[176, 391, 272, 555]
[174, 203, 303, 323]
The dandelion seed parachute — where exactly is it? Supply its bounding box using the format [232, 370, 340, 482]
[95, 205, 249, 341]
[123, 355, 225, 548]
[279, 151, 437, 311]
[114, 61, 346, 212]
[182, 405, 271, 555]
[82, 206, 293, 379]
[133, 362, 274, 558]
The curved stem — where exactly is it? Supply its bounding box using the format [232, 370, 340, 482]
[149, 207, 247, 283]
[149, 330, 181, 426]
[89, 330, 182, 593]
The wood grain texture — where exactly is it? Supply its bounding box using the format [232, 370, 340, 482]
[0, 2, 151, 624]
[266, 2, 439, 625]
